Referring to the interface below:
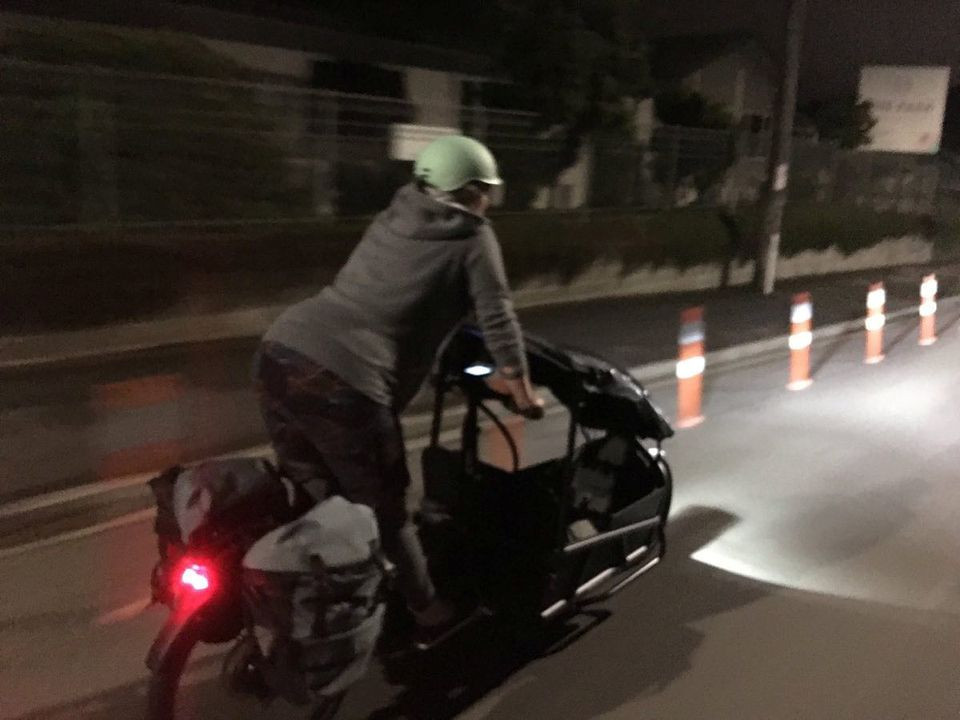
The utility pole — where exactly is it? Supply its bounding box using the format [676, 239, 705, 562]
[754, 0, 807, 294]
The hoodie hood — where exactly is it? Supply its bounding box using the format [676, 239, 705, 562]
[380, 183, 486, 241]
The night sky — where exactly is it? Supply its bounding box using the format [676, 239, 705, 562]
[633, 0, 960, 98]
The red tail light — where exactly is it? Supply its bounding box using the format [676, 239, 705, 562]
[178, 562, 212, 593]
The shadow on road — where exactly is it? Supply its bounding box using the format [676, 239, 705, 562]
[810, 334, 855, 379]
[935, 306, 960, 336]
[885, 317, 921, 355]
[449, 505, 769, 720]
[13, 506, 758, 720]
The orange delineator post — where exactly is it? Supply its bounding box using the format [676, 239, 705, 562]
[93, 373, 185, 478]
[919, 274, 938, 346]
[864, 282, 886, 365]
[787, 292, 813, 391]
[676, 306, 705, 429]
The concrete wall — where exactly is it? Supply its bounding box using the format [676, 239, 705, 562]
[512, 236, 933, 308]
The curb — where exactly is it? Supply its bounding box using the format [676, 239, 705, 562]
[3, 261, 953, 372]
[0, 277, 675, 371]
[1, 296, 954, 552]
[0, 305, 286, 372]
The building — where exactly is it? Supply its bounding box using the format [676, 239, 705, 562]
[1, 0, 491, 128]
[4, 5, 781, 216]
[2, 0, 544, 217]
[652, 32, 777, 131]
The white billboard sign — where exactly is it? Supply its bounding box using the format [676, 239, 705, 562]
[389, 124, 458, 161]
[858, 65, 950, 154]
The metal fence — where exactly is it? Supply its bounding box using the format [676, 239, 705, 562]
[2, 57, 958, 230]
[0, 58, 554, 226]
[722, 132, 960, 220]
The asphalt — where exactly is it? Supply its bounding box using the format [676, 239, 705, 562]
[3, 305, 960, 719]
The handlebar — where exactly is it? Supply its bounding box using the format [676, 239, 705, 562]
[446, 364, 545, 421]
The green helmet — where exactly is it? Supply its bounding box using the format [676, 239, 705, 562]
[413, 135, 503, 192]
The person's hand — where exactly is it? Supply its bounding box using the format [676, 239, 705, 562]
[485, 373, 545, 420]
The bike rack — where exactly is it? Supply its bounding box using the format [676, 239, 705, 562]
[562, 517, 662, 555]
[541, 538, 661, 621]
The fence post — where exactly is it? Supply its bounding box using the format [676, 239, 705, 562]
[471, 80, 488, 142]
[665, 128, 680, 209]
[311, 93, 339, 216]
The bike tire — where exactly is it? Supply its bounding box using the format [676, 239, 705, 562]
[146, 628, 348, 720]
[145, 626, 200, 720]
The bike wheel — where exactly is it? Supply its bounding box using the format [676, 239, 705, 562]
[146, 625, 200, 720]
[146, 629, 347, 720]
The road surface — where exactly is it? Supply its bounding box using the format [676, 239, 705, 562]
[3, 263, 955, 501]
[4, 304, 960, 719]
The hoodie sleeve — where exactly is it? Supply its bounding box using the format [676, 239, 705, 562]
[464, 226, 528, 377]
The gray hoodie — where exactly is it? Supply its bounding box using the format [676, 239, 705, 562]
[264, 183, 527, 411]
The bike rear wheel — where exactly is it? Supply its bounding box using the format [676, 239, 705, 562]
[146, 625, 200, 720]
[145, 629, 345, 720]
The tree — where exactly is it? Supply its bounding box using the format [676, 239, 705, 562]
[279, 0, 654, 162]
[653, 86, 733, 129]
[462, 1, 653, 208]
[485, 0, 653, 162]
[799, 96, 877, 149]
[0, 25, 311, 225]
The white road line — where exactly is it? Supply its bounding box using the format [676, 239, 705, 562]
[95, 595, 153, 626]
[0, 445, 275, 518]
[0, 473, 157, 519]
[1, 411, 548, 559]
[0, 508, 156, 560]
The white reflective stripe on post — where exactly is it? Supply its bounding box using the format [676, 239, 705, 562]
[788, 331, 813, 351]
[866, 288, 886, 309]
[790, 302, 813, 324]
[678, 322, 706, 346]
[919, 300, 937, 317]
[865, 314, 886, 332]
[676, 355, 706, 380]
[921, 279, 938, 299]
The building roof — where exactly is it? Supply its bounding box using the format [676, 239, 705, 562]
[651, 32, 761, 81]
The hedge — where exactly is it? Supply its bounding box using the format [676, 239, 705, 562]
[0, 26, 312, 225]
